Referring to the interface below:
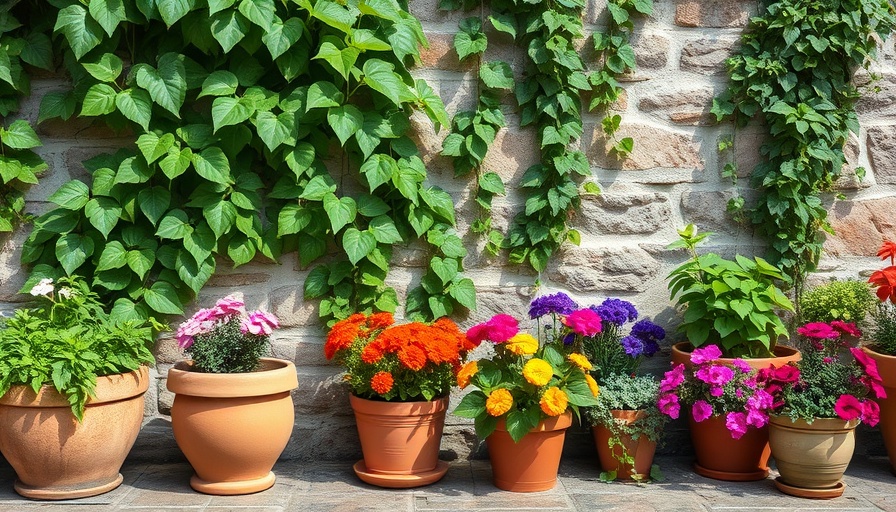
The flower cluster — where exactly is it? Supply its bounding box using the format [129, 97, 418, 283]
[870, 241, 896, 355]
[870, 240, 896, 303]
[325, 313, 467, 401]
[657, 345, 773, 439]
[759, 321, 885, 426]
[454, 294, 601, 442]
[174, 296, 278, 373]
[582, 297, 665, 379]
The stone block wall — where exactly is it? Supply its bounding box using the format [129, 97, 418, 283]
[6, 0, 896, 461]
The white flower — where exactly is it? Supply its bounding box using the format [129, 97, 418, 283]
[57, 287, 75, 299]
[29, 278, 54, 297]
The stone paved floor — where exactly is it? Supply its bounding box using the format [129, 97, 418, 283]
[2, 420, 896, 512]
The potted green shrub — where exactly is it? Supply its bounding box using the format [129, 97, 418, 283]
[0, 276, 157, 500]
[799, 279, 876, 330]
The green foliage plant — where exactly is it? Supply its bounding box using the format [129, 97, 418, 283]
[799, 279, 876, 327]
[666, 224, 794, 358]
[871, 302, 896, 355]
[584, 373, 666, 482]
[711, 0, 896, 292]
[15, 0, 471, 326]
[869, 240, 896, 354]
[0, 275, 157, 421]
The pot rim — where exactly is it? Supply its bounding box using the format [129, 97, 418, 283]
[0, 365, 149, 408]
[167, 357, 298, 398]
[768, 414, 860, 430]
[495, 411, 573, 433]
[349, 393, 448, 415]
[671, 341, 801, 367]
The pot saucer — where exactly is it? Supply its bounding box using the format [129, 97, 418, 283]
[353, 460, 449, 489]
[694, 462, 769, 482]
[774, 477, 845, 499]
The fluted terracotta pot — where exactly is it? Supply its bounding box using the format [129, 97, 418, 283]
[350, 395, 449, 488]
[486, 412, 572, 492]
[592, 410, 657, 480]
[0, 366, 148, 499]
[672, 341, 800, 481]
[769, 415, 859, 499]
[862, 346, 896, 473]
[167, 358, 298, 495]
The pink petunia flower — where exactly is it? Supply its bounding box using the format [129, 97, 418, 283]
[658, 393, 680, 419]
[725, 412, 748, 439]
[862, 399, 881, 427]
[240, 310, 280, 336]
[834, 394, 863, 422]
[692, 400, 713, 422]
[562, 309, 602, 337]
[695, 364, 735, 386]
[466, 323, 489, 347]
[745, 407, 768, 428]
[797, 322, 840, 340]
[690, 345, 722, 364]
[732, 359, 751, 373]
[660, 364, 686, 392]
[831, 320, 861, 338]
[215, 295, 246, 317]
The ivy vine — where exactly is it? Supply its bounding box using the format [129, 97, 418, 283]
[712, 0, 895, 292]
[15, 0, 473, 325]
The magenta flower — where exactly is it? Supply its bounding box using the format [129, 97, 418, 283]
[466, 323, 489, 347]
[725, 412, 748, 439]
[658, 393, 680, 419]
[851, 348, 883, 382]
[797, 322, 840, 340]
[660, 364, 686, 392]
[240, 310, 279, 336]
[563, 308, 602, 337]
[690, 345, 722, 364]
[488, 314, 520, 342]
[215, 295, 245, 317]
[732, 359, 751, 373]
[745, 407, 768, 428]
[696, 364, 735, 386]
[191, 308, 218, 323]
[862, 400, 881, 427]
[692, 400, 713, 422]
[834, 394, 863, 422]
[831, 320, 861, 338]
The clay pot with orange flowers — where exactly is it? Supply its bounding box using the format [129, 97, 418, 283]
[453, 299, 602, 492]
[324, 313, 469, 488]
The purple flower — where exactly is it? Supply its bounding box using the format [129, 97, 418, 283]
[658, 393, 680, 419]
[591, 298, 638, 326]
[529, 292, 578, 319]
[563, 333, 575, 345]
[240, 310, 279, 336]
[642, 339, 661, 357]
[726, 412, 749, 439]
[630, 319, 666, 343]
[621, 335, 644, 357]
[692, 400, 713, 422]
[690, 345, 722, 365]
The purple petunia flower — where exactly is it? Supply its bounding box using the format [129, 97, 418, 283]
[591, 298, 638, 326]
[630, 319, 666, 343]
[621, 335, 644, 357]
[529, 292, 579, 319]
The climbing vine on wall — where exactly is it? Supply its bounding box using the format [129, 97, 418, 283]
[14, 0, 473, 324]
[712, 0, 895, 293]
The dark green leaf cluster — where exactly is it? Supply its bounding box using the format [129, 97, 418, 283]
[186, 319, 269, 373]
[0, 275, 156, 421]
[15, 0, 471, 325]
[799, 279, 877, 327]
[711, 0, 896, 286]
[871, 302, 896, 355]
[667, 225, 794, 358]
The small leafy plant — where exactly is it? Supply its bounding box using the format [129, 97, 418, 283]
[799, 280, 876, 327]
[868, 240, 896, 355]
[325, 313, 467, 401]
[175, 296, 278, 373]
[667, 224, 794, 358]
[0, 276, 157, 420]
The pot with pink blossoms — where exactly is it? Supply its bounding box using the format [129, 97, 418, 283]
[166, 296, 298, 496]
[658, 344, 777, 481]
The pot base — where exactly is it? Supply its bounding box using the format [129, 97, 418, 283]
[14, 474, 123, 500]
[353, 460, 448, 488]
[190, 471, 276, 495]
[774, 477, 845, 499]
[694, 462, 768, 482]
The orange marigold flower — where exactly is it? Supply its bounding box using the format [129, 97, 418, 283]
[324, 314, 365, 359]
[568, 353, 593, 371]
[505, 333, 538, 355]
[367, 312, 395, 331]
[522, 358, 554, 387]
[584, 374, 600, 397]
[399, 344, 427, 370]
[485, 388, 513, 417]
[540, 387, 569, 416]
[361, 343, 384, 364]
[370, 371, 394, 395]
[457, 360, 478, 389]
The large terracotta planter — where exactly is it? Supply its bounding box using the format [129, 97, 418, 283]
[769, 415, 859, 499]
[0, 366, 149, 499]
[863, 346, 896, 473]
[672, 341, 800, 481]
[592, 410, 657, 480]
[486, 412, 572, 492]
[167, 358, 298, 495]
[349, 394, 449, 488]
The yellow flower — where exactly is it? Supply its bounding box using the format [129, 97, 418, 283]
[568, 353, 593, 371]
[505, 333, 538, 355]
[522, 358, 554, 386]
[540, 387, 569, 416]
[584, 374, 600, 397]
[457, 360, 478, 389]
[485, 388, 514, 417]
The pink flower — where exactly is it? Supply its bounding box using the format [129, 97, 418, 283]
[690, 345, 722, 364]
[863, 376, 887, 400]
[748, 389, 774, 410]
[745, 407, 768, 428]
[725, 412, 749, 439]
[710, 385, 724, 397]
[240, 310, 279, 336]
[797, 322, 840, 340]
[487, 314, 519, 342]
[191, 308, 219, 323]
[862, 400, 881, 427]
[831, 320, 861, 338]
[732, 359, 751, 373]
[215, 295, 245, 317]
[692, 400, 713, 422]
[696, 364, 735, 386]
[466, 323, 489, 347]
[658, 393, 680, 419]
[851, 348, 883, 382]
[660, 364, 685, 392]
[562, 309, 602, 337]
[834, 394, 863, 422]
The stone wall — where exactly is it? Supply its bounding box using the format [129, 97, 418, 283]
[6, 0, 896, 461]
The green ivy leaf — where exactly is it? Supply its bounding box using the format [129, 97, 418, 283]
[430, 257, 458, 285]
[255, 111, 293, 152]
[198, 70, 239, 98]
[454, 17, 487, 60]
[55, 5, 104, 60]
[210, 9, 250, 52]
[342, 227, 376, 265]
[85, 197, 122, 239]
[127, 247, 155, 279]
[369, 215, 402, 243]
[157, 0, 194, 27]
[137, 186, 171, 226]
[1, 120, 41, 150]
[300, 174, 337, 201]
[82, 53, 124, 83]
[313, 39, 361, 81]
[323, 193, 357, 233]
[211, 96, 255, 132]
[263, 17, 305, 60]
[48, 180, 90, 210]
[304, 265, 329, 299]
[136, 133, 175, 164]
[479, 61, 514, 90]
[115, 156, 153, 184]
[204, 198, 237, 238]
[308, 0, 357, 33]
[55, 233, 95, 275]
[96, 240, 128, 271]
[327, 104, 364, 146]
[361, 154, 398, 192]
[39, 92, 77, 124]
[238, 0, 276, 30]
[362, 59, 404, 107]
[420, 187, 455, 224]
[357, 195, 390, 217]
[449, 277, 476, 310]
[19, 32, 53, 71]
[351, 29, 391, 51]
[306, 81, 344, 110]
[88, 0, 127, 37]
[135, 53, 187, 117]
[115, 89, 152, 131]
[488, 14, 517, 39]
[156, 209, 192, 239]
[159, 146, 192, 179]
[80, 83, 118, 116]
[191, 146, 232, 184]
[144, 280, 185, 314]
[208, 0, 235, 15]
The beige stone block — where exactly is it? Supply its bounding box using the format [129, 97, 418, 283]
[481, 124, 541, 184]
[867, 125, 896, 184]
[0, 229, 29, 302]
[206, 272, 271, 288]
[633, 33, 670, 70]
[825, 197, 896, 257]
[409, 0, 467, 24]
[680, 36, 740, 75]
[419, 32, 473, 72]
[857, 72, 896, 117]
[469, 285, 534, 325]
[270, 285, 319, 327]
[674, 0, 757, 28]
[679, 190, 740, 234]
[547, 245, 662, 292]
[153, 333, 185, 365]
[638, 86, 715, 126]
[587, 122, 704, 170]
[576, 188, 672, 235]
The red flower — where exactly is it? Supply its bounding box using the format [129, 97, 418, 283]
[879, 240, 896, 265]
[834, 394, 863, 422]
[869, 267, 896, 303]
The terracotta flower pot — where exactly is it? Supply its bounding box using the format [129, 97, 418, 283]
[167, 358, 298, 495]
[486, 412, 572, 492]
[862, 346, 896, 473]
[769, 415, 859, 499]
[591, 410, 657, 480]
[0, 366, 149, 500]
[349, 394, 449, 488]
[672, 341, 800, 481]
